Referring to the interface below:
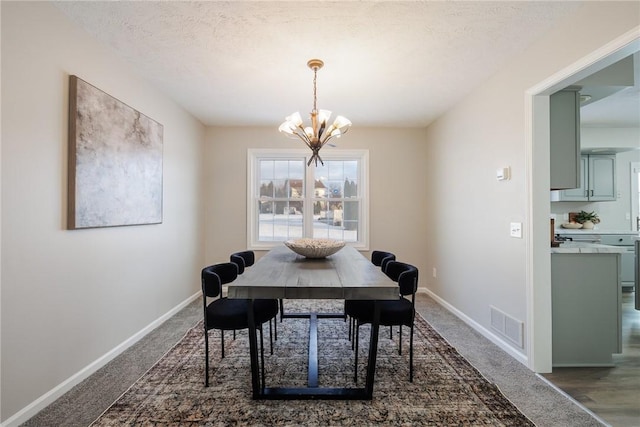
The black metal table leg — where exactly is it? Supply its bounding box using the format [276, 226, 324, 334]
[250, 307, 381, 400]
[364, 300, 381, 398]
[308, 314, 318, 387]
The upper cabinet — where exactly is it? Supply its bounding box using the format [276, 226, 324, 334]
[550, 87, 581, 190]
[557, 154, 617, 201]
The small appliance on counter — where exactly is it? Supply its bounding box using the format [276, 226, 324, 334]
[551, 218, 560, 247]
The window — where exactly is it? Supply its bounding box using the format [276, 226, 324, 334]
[248, 149, 369, 249]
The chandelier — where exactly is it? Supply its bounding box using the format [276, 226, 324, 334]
[278, 59, 352, 166]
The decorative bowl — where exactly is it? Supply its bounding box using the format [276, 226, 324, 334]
[561, 222, 583, 229]
[284, 238, 346, 258]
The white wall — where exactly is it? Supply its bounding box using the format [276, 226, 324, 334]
[423, 1, 639, 368]
[204, 126, 429, 273]
[1, 2, 205, 423]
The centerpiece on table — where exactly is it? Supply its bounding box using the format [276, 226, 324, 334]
[284, 238, 345, 258]
[574, 210, 600, 229]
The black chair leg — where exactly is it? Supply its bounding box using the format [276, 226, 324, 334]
[398, 325, 403, 355]
[351, 318, 356, 348]
[409, 324, 414, 382]
[269, 319, 274, 355]
[354, 322, 359, 384]
[221, 330, 225, 358]
[390, 325, 393, 340]
[204, 329, 210, 387]
[279, 299, 284, 322]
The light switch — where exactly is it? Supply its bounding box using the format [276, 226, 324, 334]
[496, 167, 510, 181]
[510, 222, 522, 238]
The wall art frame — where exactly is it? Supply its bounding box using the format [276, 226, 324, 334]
[68, 75, 163, 229]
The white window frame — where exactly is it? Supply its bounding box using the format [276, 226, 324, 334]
[248, 148, 369, 250]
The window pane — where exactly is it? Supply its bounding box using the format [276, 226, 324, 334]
[289, 179, 303, 198]
[344, 160, 358, 184]
[260, 160, 274, 180]
[344, 177, 358, 198]
[259, 203, 303, 241]
[312, 200, 358, 242]
[314, 179, 328, 198]
[327, 161, 344, 180]
[274, 179, 287, 197]
[343, 200, 359, 234]
[288, 161, 304, 180]
[260, 180, 274, 197]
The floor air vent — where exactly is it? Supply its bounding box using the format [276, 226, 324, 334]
[490, 306, 524, 348]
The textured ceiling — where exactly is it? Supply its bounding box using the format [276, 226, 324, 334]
[54, 1, 637, 128]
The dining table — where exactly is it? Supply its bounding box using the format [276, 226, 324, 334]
[227, 244, 398, 400]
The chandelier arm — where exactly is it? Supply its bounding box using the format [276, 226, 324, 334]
[291, 127, 314, 150]
[295, 136, 313, 150]
[319, 126, 339, 146]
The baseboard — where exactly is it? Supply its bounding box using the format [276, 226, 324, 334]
[1, 292, 201, 427]
[418, 288, 529, 367]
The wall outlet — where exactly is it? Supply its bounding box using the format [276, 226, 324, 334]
[563, 213, 569, 220]
[626, 212, 631, 220]
[510, 222, 522, 238]
[432, 267, 437, 278]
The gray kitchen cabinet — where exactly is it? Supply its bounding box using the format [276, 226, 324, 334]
[600, 234, 637, 289]
[552, 253, 622, 366]
[557, 154, 616, 201]
[550, 88, 581, 190]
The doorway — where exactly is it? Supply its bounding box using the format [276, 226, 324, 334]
[527, 31, 640, 373]
[528, 28, 640, 426]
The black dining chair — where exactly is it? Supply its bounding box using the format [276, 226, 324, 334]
[345, 261, 419, 383]
[371, 250, 396, 274]
[230, 250, 278, 347]
[347, 250, 396, 341]
[202, 262, 279, 387]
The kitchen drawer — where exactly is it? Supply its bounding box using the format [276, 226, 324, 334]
[600, 235, 638, 246]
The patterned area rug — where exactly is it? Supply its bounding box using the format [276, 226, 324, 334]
[91, 300, 534, 426]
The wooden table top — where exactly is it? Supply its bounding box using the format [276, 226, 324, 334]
[227, 245, 398, 300]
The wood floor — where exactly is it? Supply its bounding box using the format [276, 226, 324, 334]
[543, 291, 640, 427]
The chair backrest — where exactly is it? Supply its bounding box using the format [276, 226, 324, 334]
[230, 250, 255, 275]
[371, 250, 396, 272]
[201, 263, 238, 298]
[385, 261, 418, 297]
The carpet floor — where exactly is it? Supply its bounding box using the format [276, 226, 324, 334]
[90, 299, 534, 426]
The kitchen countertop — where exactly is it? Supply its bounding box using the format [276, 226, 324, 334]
[554, 228, 640, 236]
[551, 242, 629, 253]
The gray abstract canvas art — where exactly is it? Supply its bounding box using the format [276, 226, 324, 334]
[68, 75, 163, 229]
